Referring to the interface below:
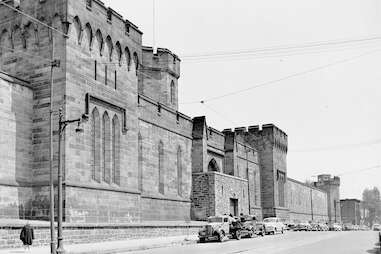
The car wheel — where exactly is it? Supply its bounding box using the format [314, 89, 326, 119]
[199, 238, 205, 243]
[235, 231, 241, 240]
[249, 230, 255, 238]
[218, 231, 225, 242]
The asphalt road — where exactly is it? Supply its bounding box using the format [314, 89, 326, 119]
[127, 231, 380, 254]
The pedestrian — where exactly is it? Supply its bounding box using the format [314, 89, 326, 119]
[20, 222, 34, 252]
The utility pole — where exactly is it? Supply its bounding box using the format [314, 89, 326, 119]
[49, 31, 57, 254]
[56, 109, 87, 254]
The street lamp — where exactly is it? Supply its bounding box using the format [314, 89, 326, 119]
[56, 108, 87, 254]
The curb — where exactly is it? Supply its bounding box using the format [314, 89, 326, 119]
[69, 238, 198, 254]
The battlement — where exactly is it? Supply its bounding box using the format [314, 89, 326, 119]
[84, 0, 143, 39]
[141, 46, 181, 79]
[316, 174, 340, 186]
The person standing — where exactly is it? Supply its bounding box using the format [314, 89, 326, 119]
[20, 222, 34, 252]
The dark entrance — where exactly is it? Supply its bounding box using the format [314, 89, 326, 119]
[230, 198, 238, 216]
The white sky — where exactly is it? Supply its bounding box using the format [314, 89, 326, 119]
[102, 0, 381, 200]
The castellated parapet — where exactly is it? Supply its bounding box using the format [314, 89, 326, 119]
[139, 46, 181, 110]
[315, 175, 341, 223]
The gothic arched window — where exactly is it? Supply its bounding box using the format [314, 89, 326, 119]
[112, 115, 120, 185]
[133, 52, 139, 72]
[138, 133, 143, 192]
[158, 141, 164, 194]
[125, 47, 131, 71]
[170, 81, 175, 105]
[91, 108, 101, 182]
[208, 159, 219, 172]
[177, 146, 183, 196]
[102, 112, 111, 183]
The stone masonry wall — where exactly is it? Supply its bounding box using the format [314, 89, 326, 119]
[287, 178, 328, 222]
[0, 75, 33, 218]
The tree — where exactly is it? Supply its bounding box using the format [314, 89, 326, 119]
[362, 187, 381, 226]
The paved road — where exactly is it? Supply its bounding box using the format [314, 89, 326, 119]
[126, 231, 380, 254]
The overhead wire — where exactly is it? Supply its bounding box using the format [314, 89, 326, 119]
[0, 1, 67, 37]
[180, 47, 381, 104]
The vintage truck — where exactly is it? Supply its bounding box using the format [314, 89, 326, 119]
[198, 214, 264, 242]
[198, 215, 235, 242]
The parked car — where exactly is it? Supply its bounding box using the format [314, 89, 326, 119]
[330, 223, 342, 231]
[294, 222, 312, 231]
[360, 225, 370, 231]
[285, 222, 296, 231]
[310, 222, 320, 231]
[230, 215, 264, 239]
[318, 223, 329, 231]
[198, 215, 234, 242]
[343, 223, 354, 231]
[373, 224, 381, 231]
[263, 217, 286, 235]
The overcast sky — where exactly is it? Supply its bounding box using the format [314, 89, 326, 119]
[103, 0, 381, 200]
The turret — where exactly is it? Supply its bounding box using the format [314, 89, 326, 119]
[139, 47, 181, 110]
[315, 174, 341, 223]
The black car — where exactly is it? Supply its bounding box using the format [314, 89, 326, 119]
[230, 215, 264, 239]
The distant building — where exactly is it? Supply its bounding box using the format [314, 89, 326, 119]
[340, 199, 361, 225]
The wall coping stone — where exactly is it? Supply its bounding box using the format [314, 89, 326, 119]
[192, 171, 248, 182]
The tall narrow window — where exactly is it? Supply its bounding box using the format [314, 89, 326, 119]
[91, 108, 101, 182]
[105, 65, 108, 85]
[94, 60, 97, 80]
[114, 70, 117, 89]
[133, 52, 139, 72]
[102, 112, 111, 183]
[138, 133, 143, 192]
[277, 170, 286, 207]
[177, 146, 182, 196]
[158, 141, 164, 194]
[170, 81, 175, 105]
[112, 115, 120, 185]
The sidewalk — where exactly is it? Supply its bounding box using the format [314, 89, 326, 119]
[0, 235, 198, 254]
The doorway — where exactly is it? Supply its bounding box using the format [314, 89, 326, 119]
[230, 198, 238, 216]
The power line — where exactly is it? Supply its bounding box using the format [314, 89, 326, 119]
[292, 138, 381, 153]
[0, 1, 67, 37]
[337, 165, 381, 177]
[181, 34, 381, 60]
[181, 48, 381, 105]
[200, 101, 238, 127]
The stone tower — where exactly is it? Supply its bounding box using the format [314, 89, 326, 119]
[246, 124, 288, 219]
[139, 47, 181, 111]
[315, 174, 341, 224]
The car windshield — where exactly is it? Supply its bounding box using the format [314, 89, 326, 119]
[264, 218, 277, 223]
[208, 217, 223, 223]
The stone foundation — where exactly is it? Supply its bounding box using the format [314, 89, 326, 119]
[0, 220, 204, 249]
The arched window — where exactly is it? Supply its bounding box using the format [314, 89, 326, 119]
[102, 112, 111, 183]
[105, 35, 113, 61]
[73, 16, 82, 44]
[133, 52, 139, 72]
[158, 141, 164, 194]
[177, 146, 182, 196]
[208, 159, 219, 172]
[112, 115, 120, 185]
[170, 81, 175, 105]
[95, 29, 103, 56]
[115, 41, 122, 64]
[138, 133, 143, 192]
[125, 47, 131, 71]
[84, 23, 93, 50]
[91, 108, 101, 182]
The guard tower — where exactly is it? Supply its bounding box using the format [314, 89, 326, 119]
[315, 175, 341, 224]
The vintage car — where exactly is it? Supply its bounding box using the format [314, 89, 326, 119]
[294, 222, 312, 231]
[343, 223, 354, 231]
[310, 222, 320, 231]
[198, 215, 234, 242]
[373, 224, 381, 231]
[318, 223, 329, 231]
[329, 223, 342, 231]
[263, 217, 286, 235]
[230, 215, 264, 239]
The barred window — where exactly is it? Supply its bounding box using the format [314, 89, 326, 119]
[170, 81, 175, 105]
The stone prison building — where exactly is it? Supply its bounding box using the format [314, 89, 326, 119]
[0, 0, 341, 237]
